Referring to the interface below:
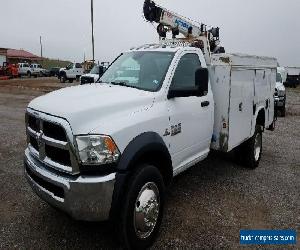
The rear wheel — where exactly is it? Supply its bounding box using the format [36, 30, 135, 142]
[118, 164, 165, 249]
[281, 104, 286, 117]
[27, 71, 31, 78]
[69, 79, 73, 83]
[236, 125, 262, 169]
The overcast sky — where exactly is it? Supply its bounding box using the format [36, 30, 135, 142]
[1, 0, 300, 66]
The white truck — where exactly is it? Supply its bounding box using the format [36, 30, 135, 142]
[59, 63, 84, 83]
[80, 64, 108, 85]
[275, 71, 286, 116]
[18, 62, 35, 77]
[30, 63, 46, 77]
[24, 1, 276, 248]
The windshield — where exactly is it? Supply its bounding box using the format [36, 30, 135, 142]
[66, 63, 73, 70]
[90, 65, 101, 74]
[276, 73, 282, 83]
[100, 51, 175, 91]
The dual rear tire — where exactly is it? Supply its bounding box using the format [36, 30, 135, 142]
[235, 125, 263, 169]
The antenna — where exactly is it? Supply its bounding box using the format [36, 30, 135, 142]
[91, 0, 95, 65]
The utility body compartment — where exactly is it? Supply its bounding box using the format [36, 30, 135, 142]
[209, 53, 277, 152]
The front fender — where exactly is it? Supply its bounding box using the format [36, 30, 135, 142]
[117, 132, 171, 171]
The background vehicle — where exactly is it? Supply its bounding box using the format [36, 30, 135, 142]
[30, 63, 45, 77]
[285, 67, 300, 88]
[18, 63, 32, 77]
[80, 64, 107, 84]
[49, 67, 60, 77]
[0, 62, 19, 78]
[275, 72, 286, 117]
[277, 66, 287, 83]
[24, 1, 277, 248]
[59, 63, 84, 83]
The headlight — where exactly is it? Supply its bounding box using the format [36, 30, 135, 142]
[76, 135, 120, 165]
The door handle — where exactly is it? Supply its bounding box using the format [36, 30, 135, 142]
[201, 101, 210, 107]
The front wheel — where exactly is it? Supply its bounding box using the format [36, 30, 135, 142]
[118, 164, 165, 249]
[60, 74, 66, 83]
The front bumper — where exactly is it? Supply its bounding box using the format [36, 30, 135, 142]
[275, 96, 285, 107]
[24, 148, 116, 221]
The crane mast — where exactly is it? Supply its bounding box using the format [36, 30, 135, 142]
[143, 0, 224, 64]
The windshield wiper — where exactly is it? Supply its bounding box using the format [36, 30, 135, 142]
[109, 81, 139, 90]
[110, 81, 128, 86]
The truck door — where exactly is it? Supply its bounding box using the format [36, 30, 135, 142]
[75, 63, 83, 77]
[167, 52, 213, 173]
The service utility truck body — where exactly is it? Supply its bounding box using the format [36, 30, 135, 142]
[24, 1, 277, 248]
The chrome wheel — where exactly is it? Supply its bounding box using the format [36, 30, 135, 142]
[254, 132, 262, 161]
[134, 182, 160, 239]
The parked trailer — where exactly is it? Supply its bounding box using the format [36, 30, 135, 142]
[285, 66, 300, 88]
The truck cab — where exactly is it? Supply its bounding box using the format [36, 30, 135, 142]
[59, 63, 84, 83]
[18, 63, 31, 77]
[30, 63, 45, 77]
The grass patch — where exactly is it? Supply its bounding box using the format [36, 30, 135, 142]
[40, 58, 72, 70]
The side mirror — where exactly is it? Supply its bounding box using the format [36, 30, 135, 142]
[168, 87, 199, 99]
[195, 68, 209, 96]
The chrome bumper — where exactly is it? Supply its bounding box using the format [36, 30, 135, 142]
[24, 148, 115, 221]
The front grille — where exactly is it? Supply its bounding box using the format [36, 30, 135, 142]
[25, 163, 65, 199]
[43, 121, 67, 141]
[29, 135, 39, 151]
[81, 76, 95, 85]
[28, 115, 40, 132]
[26, 112, 75, 173]
[45, 145, 71, 166]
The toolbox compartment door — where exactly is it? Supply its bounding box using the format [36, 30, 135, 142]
[228, 68, 255, 150]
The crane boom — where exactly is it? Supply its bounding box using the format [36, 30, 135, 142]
[143, 0, 224, 64]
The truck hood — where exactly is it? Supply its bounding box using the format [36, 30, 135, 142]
[81, 73, 100, 81]
[28, 84, 155, 134]
[275, 82, 285, 91]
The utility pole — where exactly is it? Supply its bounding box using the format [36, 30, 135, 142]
[91, 0, 95, 65]
[40, 36, 43, 58]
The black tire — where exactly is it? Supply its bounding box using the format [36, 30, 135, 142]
[236, 125, 263, 169]
[281, 105, 286, 117]
[118, 164, 165, 249]
[27, 71, 31, 78]
[60, 74, 66, 83]
[69, 79, 73, 83]
[76, 76, 80, 82]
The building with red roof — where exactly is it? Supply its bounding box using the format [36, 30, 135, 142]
[6, 49, 41, 63]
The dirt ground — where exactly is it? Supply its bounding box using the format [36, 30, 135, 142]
[0, 78, 299, 249]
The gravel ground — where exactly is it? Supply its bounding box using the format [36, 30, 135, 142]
[0, 79, 299, 249]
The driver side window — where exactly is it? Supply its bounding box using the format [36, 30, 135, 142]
[171, 53, 201, 89]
